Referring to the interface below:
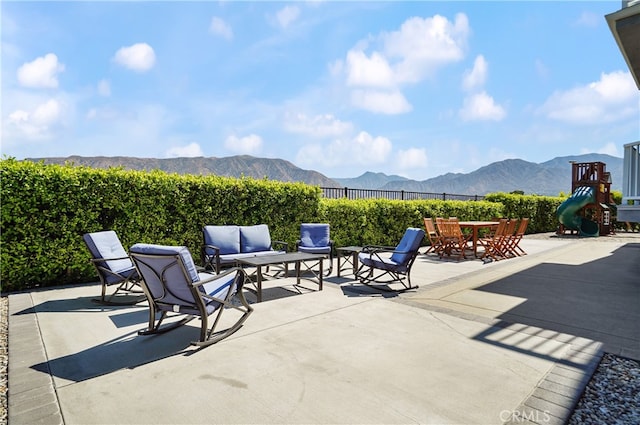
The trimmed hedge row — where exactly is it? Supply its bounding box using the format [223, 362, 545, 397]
[0, 159, 320, 291]
[1, 159, 564, 292]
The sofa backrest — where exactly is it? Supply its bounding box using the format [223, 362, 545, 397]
[240, 224, 272, 253]
[203, 225, 241, 254]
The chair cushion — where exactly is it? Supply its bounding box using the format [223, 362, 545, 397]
[298, 246, 331, 255]
[203, 225, 240, 255]
[240, 224, 272, 253]
[199, 271, 235, 313]
[83, 230, 133, 273]
[358, 252, 408, 273]
[130, 244, 200, 283]
[299, 223, 330, 248]
[390, 228, 425, 265]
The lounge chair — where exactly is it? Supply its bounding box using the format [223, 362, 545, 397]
[82, 230, 144, 305]
[129, 243, 253, 347]
[355, 227, 425, 291]
[295, 223, 334, 276]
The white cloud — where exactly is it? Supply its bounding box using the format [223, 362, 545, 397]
[396, 148, 428, 170]
[338, 13, 469, 114]
[462, 55, 488, 91]
[97, 79, 111, 97]
[535, 59, 550, 80]
[113, 43, 156, 73]
[166, 142, 203, 157]
[7, 98, 63, 139]
[210, 16, 233, 40]
[381, 13, 469, 84]
[224, 134, 263, 154]
[580, 142, 620, 157]
[538, 71, 637, 124]
[296, 131, 392, 168]
[351, 89, 412, 114]
[17, 53, 65, 88]
[345, 50, 395, 88]
[283, 112, 352, 137]
[459, 91, 506, 121]
[276, 5, 300, 29]
[574, 11, 600, 28]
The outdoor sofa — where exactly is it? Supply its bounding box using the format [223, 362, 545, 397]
[201, 224, 288, 273]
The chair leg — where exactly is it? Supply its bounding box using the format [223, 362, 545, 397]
[93, 279, 146, 306]
[193, 277, 254, 347]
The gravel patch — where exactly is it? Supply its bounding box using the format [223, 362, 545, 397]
[1, 295, 7, 425]
[567, 353, 640, 425]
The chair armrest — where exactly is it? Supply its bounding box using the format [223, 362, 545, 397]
[193, 267, 249, 303]
[90, 255, 130, 264]
[272, 240, 289, 252]
[193, 266, 243, 286]
[201, 244, 221, 271]
[361, 245, 396, 254]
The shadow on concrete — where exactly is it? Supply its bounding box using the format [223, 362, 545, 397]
[472, 242, 640, 360]
[30, 324, 197, 382]
[12, 294, 143, 316]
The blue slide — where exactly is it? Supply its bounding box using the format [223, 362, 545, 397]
[556, 186, 599, 237]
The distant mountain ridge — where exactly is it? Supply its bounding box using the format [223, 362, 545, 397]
[25, 153, 623, 196]
[27, 155, 341, 188]
[377, 154, 622, 196]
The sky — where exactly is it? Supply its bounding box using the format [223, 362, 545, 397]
[2, 1, 639, 181]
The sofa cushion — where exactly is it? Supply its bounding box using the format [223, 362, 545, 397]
[240, 224, 272, 253]
[203, 225, 240, 255]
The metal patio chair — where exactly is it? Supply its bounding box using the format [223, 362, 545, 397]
[296, 223, 334, 276]
[83, 230, 145, 305]
[129, 243, 253, 347]
[355, 227, 425, 292]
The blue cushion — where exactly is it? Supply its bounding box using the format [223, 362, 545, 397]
[390, 228, 425, 265]
[203, 225, 240, 255]
[130, 243, 200, 283]
[83, 230, 133, 273]
[240, 224, 272, 253]
[299, 223, 330, 248]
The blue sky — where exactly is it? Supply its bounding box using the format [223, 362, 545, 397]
[2, 1, 639, 180]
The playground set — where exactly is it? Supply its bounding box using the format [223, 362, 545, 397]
[556, 161, 615, 237]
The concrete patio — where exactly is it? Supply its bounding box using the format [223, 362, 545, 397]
[8, 232, 640, 424]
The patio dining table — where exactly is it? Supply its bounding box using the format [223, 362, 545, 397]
[458, 221, 500, 257]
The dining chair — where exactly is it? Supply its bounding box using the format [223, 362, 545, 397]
[423, 218, 445, 256]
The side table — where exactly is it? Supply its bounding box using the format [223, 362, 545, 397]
[335, 246, 362, 277]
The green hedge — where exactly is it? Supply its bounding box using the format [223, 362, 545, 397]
[484, 192, 565, 234]
[1, 159, 570, 292]
[0, 159, 320, 291]
[320, 198, 504, 247]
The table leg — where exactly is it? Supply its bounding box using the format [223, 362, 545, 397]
[318, 258, 323, 291]
[256, 265, 263, 303]
[473, 227, 479, 257]
[352, 252, 358, 275]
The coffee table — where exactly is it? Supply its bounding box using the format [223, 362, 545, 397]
[237, 252, 326, 302]
[335, 246, 363, 277]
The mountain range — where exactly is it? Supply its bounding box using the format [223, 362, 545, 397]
[26, 153, 623, 196]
